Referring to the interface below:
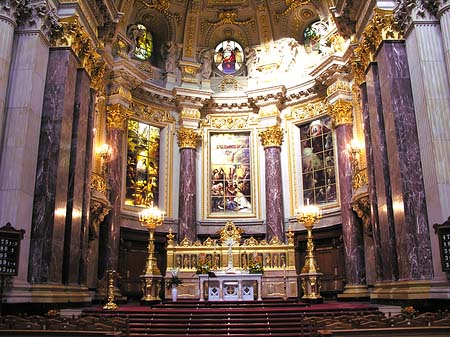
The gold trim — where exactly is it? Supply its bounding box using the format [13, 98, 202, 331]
[259, 125, 284, 148]
[327, 80, 352, 97]
[201, 10, 255, 32]
[327, 100, 353, 126]
[176, 127, 201, 149]
[90, 173, 107, 194]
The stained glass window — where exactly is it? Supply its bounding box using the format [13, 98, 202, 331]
[299, 116, 337, 205]
[213, 40, 244, 75]
[210, 132, 252, 215]
[125, 120, 160, 207]
[134, 24, 153, 60]
[303, 21, 328, 54]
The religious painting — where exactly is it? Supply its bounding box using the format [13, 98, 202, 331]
[125, 120, 160, 208]
[299, 116, 337, 205]
[214, 40, 244, 75]
[128, 23, 153, 60]
[209, 132, 252, 215]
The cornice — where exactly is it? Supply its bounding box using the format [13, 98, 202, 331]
[394, 0, 440, 35]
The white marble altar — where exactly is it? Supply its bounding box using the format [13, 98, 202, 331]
[198, 272, 262, 301]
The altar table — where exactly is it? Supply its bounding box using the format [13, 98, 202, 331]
[198, 273, 262, 301]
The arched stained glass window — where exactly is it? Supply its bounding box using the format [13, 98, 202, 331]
[299, 116, 337, 205]
[126, 120, 160, 207]
[134, 24, 153, 60]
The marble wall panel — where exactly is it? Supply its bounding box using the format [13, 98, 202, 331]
[365, 63, 398, 282]
[377, 41, 433, 280]
[0, 19, 14, 152]
[264, 147, 284, 241]
[29, 48, 78, 283]
[0, 32, 49, 284]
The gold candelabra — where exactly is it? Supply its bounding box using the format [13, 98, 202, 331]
[296, 200, 323, 303]
[103, 269, 118, 310]
[139, 204, 164, 302]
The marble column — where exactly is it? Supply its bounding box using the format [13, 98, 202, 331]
[29, 48, 78, 283]
[79, 88, 96, 285]
[0, 4, 17, 156]
[404, 5, 450, 282]
[360, 83, 383, 282]
[101, 104, 130, 278]
[365, 63, 399, 282]
[328, 100, 368, 298]
[176, 127, 200, 242]
[63, 69, 91, 285]
[259, 126, 284, 241]
[376, 41, 433, 280]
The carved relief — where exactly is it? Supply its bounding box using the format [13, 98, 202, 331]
[351, 195, 372, 236]
[176, 127, 202, 149]
[106, 104, 132, 130]
[202, 114, 259, 129]
[130, 103, 176, 123]
[327, 99, 353, 126]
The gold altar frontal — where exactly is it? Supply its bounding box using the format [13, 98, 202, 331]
[166, 221, 298, 300]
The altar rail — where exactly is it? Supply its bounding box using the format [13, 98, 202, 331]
[165, 222, 298, 300]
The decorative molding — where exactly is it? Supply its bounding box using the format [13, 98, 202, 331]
[201, 114, 259, 129]
[137, 0, 180, 23]
[201, 9, 255, 32]
[327, 99, 353, 126]
[176, 127, 202, 149]
[130, 102, 176, 123]
[274, 0, 312, 22]
[106, 104, 132, 130]
[180, 108, 201, 120]
[259, 105, 280, 118]
[351, 8, 403, 85]
[290, 100, 328, 121]
[0, 0, 20, 23]
[259, 125, 284, 148]
[327, 80, 352, 97]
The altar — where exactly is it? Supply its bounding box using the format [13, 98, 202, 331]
[198, 272, 262, 301]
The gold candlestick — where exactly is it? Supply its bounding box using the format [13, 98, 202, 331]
[296, 200, 323, 303]
[103, 269, 118, 310]
[139, 204, 164, 302]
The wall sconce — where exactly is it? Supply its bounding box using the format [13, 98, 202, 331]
[348, 139, 364, 172]
[97, 144, 112, 176]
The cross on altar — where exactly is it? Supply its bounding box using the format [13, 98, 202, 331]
[225, 237, 235, 271]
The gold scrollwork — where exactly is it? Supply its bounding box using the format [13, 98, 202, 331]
[259, 125, 284, 148]
[130, 103, 176, 123]
[291, 101, 327, 121]
[201, 114, 259, 129]
[218, 220, 244, 244]
[106, 104, 132, 130]
[353, 167, 369, 191]
[176, 127, 202, 149]
[274, 0, 312, 21]
[327, 100, 353, 126]
[137, 0, 180, 23]
[90, 172, 107, 194]
[181, 108, 201, 120]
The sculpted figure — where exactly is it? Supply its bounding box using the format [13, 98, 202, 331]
[162, 41, 180, 74]
[199, 48, 214, 79]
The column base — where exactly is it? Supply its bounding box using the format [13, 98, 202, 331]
[370, 279, 450, 301]
[337, 284, 370, 301]
[141, 275, 162, 303]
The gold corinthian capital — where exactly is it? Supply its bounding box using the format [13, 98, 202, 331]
[176, 127, 202, 149]
[328, 100, 353, 126]
[259, 125, 284, 148]
[106, 104, 132, 130]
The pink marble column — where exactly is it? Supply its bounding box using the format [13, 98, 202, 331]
[29, 48, 78, 283]
[360, 83, 383, 281]
[376, 41, 433, 280]
[264, 146, 284, 241]
[179, 148, 197, 241]
[62, 69, 91, 284]
[259, 126, 284, 241]
[365, 63, 399, 282]
[335, 123, 366, 287]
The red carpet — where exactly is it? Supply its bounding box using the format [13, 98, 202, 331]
[83, 300, 380, 336]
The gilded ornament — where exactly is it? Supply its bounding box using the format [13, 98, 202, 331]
[353, 168, 369, 191]
[275, 0, 312, 21]
[351, 8, 403, 85]
[327, 100, 353, 126]
[218, 221, 244, 244]
[351, 195, 372, 235]
[138, 0, 180, 23]
[176, 127, 201, 149]
[90, 172, 107, 194]
[259, 125, 284, 148]
[326, 80, 352, 97]
[166, 228, 175, 247]
[107, 104, 132, 130]
[181, 108, 201, 120]
[291, 101, 327, 121]
[202, 114, 259, 129]
[259, 105, 280, 117]
[201, 9, 255, 32]
[130, 103, 176, 123]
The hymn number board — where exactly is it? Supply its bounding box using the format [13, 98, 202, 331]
[434, 217, 450, 272]
[0, 223, 24, 276]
